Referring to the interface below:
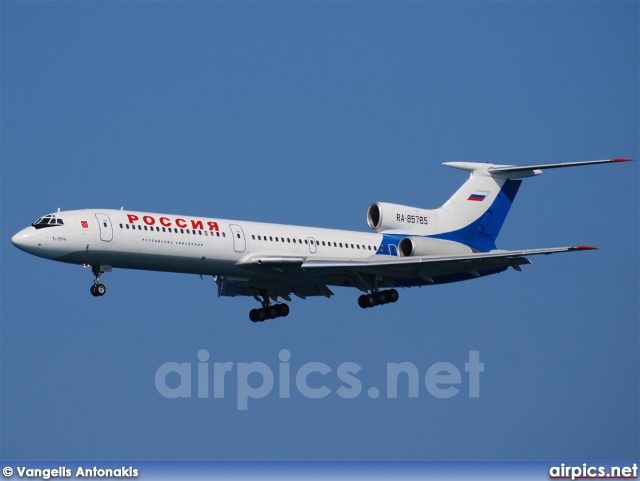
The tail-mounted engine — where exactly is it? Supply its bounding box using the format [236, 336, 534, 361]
[367, 202, 437, 234]
[397, 236, 473, 257]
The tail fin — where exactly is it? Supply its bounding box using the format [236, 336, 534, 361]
[431, 158, 630, 251]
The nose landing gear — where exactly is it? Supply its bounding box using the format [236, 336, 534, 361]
[89, 264, 109, 297]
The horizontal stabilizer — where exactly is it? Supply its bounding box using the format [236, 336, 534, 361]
[488, 158, 631, 177]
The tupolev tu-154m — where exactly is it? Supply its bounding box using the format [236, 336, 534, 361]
[12, 158, 630, 322]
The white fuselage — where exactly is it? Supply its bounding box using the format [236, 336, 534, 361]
[12, 209, 386, 282]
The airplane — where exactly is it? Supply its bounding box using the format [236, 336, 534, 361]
[11, 158, 630, 322]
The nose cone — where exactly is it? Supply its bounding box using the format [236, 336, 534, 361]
[11, 226, 40, 254]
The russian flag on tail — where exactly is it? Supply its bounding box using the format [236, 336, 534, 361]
[468, 191, 488, 202]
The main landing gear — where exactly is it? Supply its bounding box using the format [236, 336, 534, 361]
[358, 289, 399, 309]
[249, 294, 290, 322]
[89, 264, 107, 297]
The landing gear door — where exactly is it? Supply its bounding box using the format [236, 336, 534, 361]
[95, 213, 113, 242]
[230, 224, 246, 253]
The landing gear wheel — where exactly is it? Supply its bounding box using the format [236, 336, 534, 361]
[376, 291, 389, 305]
[249, 302, 290, 322]
[277, 304, 290, 317]
[250, 309, 269, 322]
[358, 294, 373, 308]
[95, 284, 106, 296]
[388, 289, 399, 303]
[357, 289, 399, 309]
[90, 285, 99, 297]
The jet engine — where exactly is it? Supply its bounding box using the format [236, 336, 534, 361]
[367, 202, 436, 234]
[397, 236, 473, 257]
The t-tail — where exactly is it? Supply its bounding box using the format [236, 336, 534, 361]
[367, 158, 631, 254]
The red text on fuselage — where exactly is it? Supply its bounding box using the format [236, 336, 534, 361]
[126, 214, 219, 231]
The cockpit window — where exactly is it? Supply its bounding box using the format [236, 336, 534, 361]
[32, 214, 64, 229]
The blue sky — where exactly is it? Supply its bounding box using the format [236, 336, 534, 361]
[1, 1, 638, 462]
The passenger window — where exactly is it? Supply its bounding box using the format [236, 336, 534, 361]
[287, 238, 291, 243]
[119, 224, 123, 228]
[252, 235, 255, 240]
[126, 224, 130, 229]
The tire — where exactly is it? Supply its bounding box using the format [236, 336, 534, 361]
[277, 304, 290, 317]
[96, 284, 106, 296]
[358, 295, 369, 309]
[90, 285, 99, 297]
[388, 289, 399, 303]
[377, 291, 389, 305]
[365, 294, 376, 307]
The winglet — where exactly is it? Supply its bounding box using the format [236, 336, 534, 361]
[611, 158, 632, 163]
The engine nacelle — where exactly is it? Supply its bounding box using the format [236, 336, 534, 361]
[398, 236, 473, 257]
[367, 202, 437, 234]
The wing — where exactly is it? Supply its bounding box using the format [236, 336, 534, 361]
[214, 256, 334, 302]
[214, 246, 596, 300]
[299, 246, 596, 288]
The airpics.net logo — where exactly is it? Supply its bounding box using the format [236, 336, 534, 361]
[154, 349, 485, 410]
